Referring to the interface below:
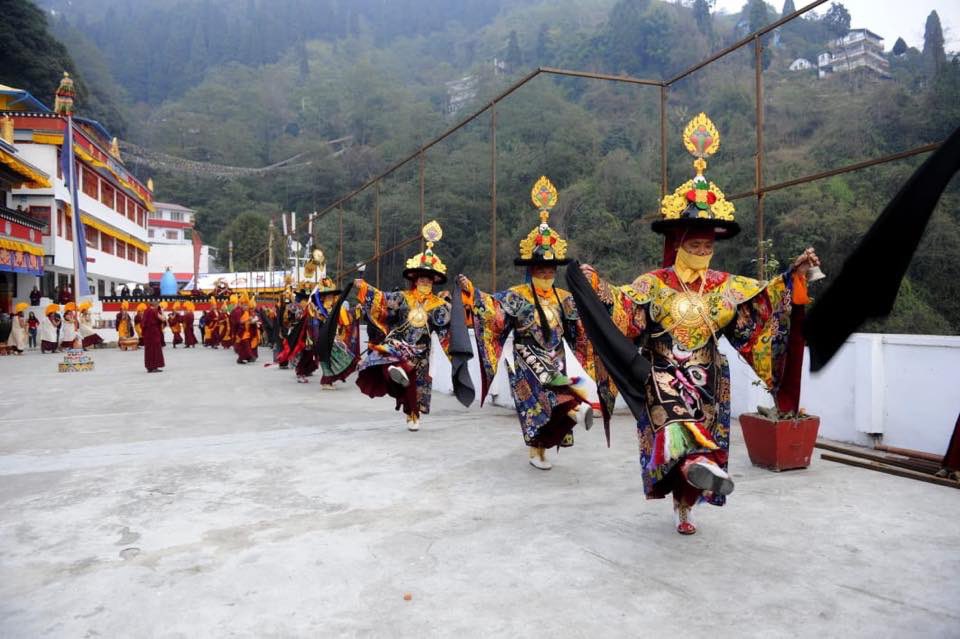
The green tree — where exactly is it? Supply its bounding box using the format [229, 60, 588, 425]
[601, 0, 672, 75]
[781, 0, 796, 18]
[295, 39, 310, 79]
[0, 0, 77, 108]
[823, 3, 851, 38]
[505, 30, 523, 72]
[747, 0, 773, 69]
[693, 0, 713, 37]
[535, 23, 552, 64]
[922, 11, 947, 75]
[49, 17, 129, 135]
[892, 37, 908, 57]
[219, 212, 270, 272]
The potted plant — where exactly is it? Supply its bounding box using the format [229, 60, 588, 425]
[739, 406, 821, 471]
[739, 240, 821, 471]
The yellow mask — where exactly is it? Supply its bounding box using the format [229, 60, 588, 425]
[416, 282, 433, 295]
[531, 276, 555, 291]
[675, 247, 713, 283]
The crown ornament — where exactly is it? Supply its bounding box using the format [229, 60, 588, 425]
[403, 220, 448, 283]
[516, 176, 570, 265]
[654, 113, 740, 239]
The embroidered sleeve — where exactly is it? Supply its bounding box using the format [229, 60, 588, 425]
[585, 269, 655, 421]
[560, 291, 597, 381]
[724, 273, 795, 391]
[356, 279, 400, 337]
[467, 285, 515, 405]
[430, 298, 454, 361]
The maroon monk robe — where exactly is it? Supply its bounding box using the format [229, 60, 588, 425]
[184, 311, 198, 347]
[169, 312, 183, 347]
[142, 306, 166, 372]
[230, 306, 255, 363]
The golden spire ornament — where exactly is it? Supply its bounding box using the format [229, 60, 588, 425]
[516, 176, 569, 265]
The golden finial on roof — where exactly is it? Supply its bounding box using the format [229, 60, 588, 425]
[0, 115, 13, 144]
[110, 136, 121, 159]
[53, 72, 76, 116]
[147, 178, 154, 192]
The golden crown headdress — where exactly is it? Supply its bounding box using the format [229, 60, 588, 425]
[653, 113, 740, 239]
[516, 176, 570, 265]
[403, 221, 448, 283]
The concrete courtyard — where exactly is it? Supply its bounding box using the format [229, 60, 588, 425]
[0, 346, 958, 638]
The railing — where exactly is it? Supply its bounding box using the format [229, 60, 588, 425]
[263, 0, 946, 289]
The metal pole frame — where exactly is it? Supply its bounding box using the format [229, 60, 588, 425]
[374, 182, 381, 288]
[337, 207, 344, 284]
[314, 0, 944, 280]
[419, 150, 426, 248]
[490, 103, 498, 290]
[754, 34, 766, 281]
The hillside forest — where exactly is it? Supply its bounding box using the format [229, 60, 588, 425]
[2, 0, 959, 333]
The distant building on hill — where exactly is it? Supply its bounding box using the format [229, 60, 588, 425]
[818, 29, 891, 80]
[789, 58, 814, 71]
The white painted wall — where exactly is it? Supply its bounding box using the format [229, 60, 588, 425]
[13, 142, 150, 284]
[43, 235, 147, 283]
[147, 242, 212, 275]
[416, 330, 959, 456]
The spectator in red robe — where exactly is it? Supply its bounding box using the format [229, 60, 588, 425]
[142, 300, 166, 373]
[134, 303, 146, 346]
[230, 294, 257, 364]
[158, 301, 169, 347]
[220, 299, 234, 348]
[169, 301, 183, 347]
[183, 301, 198, 348]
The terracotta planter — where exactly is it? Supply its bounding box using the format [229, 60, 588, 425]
[738, 413, 821, 471]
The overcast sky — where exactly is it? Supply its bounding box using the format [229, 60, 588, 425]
[712, 0, 960, 52]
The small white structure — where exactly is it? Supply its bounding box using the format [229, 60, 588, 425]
[146, 201, 216, 287]
[444, 75, 479, 116]
[789, 57, 814, 71]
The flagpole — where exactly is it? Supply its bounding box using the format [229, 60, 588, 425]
[67, 114, 85, 307]
[55, 71, 93, 368]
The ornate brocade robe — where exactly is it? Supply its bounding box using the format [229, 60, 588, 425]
[319, 303, 362, 385]
[466, 282, 595, 449]
[592, 267, 799, 505]
[355, 281, 452, 419]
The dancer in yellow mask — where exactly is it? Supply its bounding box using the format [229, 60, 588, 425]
[355, 222, 453, 431]
[574, 114, 819, 535]
[458, 177, 597, 470]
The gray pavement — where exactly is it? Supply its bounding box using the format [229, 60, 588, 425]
[0, 346, 958, 638]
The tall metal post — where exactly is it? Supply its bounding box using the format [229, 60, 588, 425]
[754, 35, 766, 281]
[228, 239, 234, 272]
[267, 219, 274, 288]
[490, 103, 498, 290]
[660, 84, 668, 200]
[374, 182, 381, 288]
[291, 211, 299, 283]
[418, 151, 425, 247]
[338, 207, 344, 284]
